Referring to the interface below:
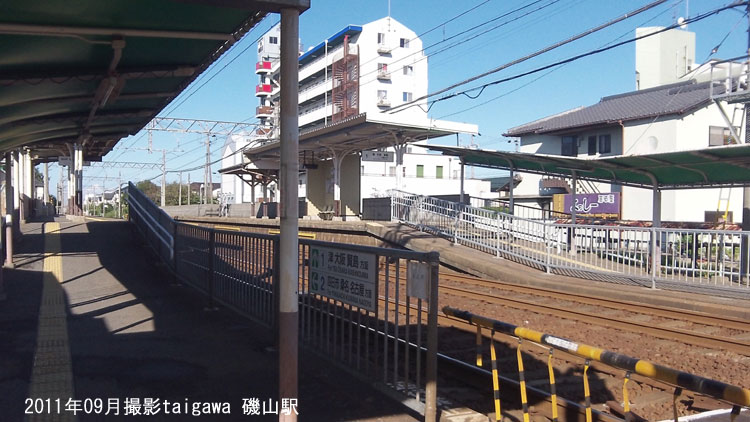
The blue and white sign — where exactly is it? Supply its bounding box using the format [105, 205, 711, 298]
[309, 246, 377, 312]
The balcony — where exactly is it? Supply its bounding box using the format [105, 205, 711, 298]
[255, 61, 272, 74]
[377, 97, 390, 107]
[255, 84, 272, 97]
[256, 105, 274, 118]
[376, 70, 391, 80]
[377, 44, 391, 54]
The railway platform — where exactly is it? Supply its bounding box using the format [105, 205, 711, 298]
[0, 218, 421, 421]
[176, 216, 750, 320]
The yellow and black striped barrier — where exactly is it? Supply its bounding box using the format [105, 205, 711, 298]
[444, 306, 750, 419]
[267, 228, 316, 239]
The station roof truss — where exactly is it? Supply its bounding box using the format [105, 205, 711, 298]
[427, 144, 750, 190]
[0, 0, 308, 163]
[243, 113, 479, 163]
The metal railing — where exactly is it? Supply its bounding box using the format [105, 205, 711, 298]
[298, 241, 440, 416]
[391, 190, 750, 291]
[709, 55, 750, 101]
[128, 183, 440, 419]
[445, 307, 750, 422]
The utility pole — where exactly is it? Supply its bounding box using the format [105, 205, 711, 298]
[188, 173, 191, 206]
[178, 171, 183, 206]
[743, 2, 750, 282]
[161, 149, 167, 207]
[205, 134, 211, 205]
[118, 172, 122, 219]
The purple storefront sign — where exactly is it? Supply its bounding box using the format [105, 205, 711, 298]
[563, 192, 620, 216]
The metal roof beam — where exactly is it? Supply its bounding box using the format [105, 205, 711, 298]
[0, 66, 196, 86]
[0, 22, 233, 41]
[6, 109, 153, 127]
[0, 91, 173, 108]
[175, 0, 310, 12]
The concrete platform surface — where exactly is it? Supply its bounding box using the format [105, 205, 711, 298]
[0, 218, 419, 421]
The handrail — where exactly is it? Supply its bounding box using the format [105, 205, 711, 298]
[443, 306, 750, 408]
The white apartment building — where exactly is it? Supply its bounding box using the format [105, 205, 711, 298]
[504, 27, 745, 223]
[222, 17, 488, 209]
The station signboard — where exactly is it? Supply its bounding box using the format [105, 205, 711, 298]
[553, 192, 621, 219]
[362, 151, 394, 162]
[309, 245, 377, 312]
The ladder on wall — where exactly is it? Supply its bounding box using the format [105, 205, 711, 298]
[714, 103, 745, 224]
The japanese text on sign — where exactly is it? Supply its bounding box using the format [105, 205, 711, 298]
[309, 246, 377, 312]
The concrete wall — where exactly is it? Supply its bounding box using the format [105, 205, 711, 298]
[341, 154, 361, 217]
[306, 160, 332, 217]
[516, 129, 623, 199]
[621, 105, 745, 222]
[635, 27, 695, 90]
[362, 197, 391, 220]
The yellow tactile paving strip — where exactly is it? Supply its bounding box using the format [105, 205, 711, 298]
[27, 222, 76, 422]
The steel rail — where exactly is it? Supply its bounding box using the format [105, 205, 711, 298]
[440, 272, 750, 331]
[439, 283, 750, 355]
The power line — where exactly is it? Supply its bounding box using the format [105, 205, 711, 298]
[426, 1, 749, 112]
[387, 0, 671, 114]
[437, 0, 678, 120]
[358, 0, 556, 87]
[358, 0, 494, 70]
[160, 18, 280, 117]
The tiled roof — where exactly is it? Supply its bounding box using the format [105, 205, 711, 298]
[505, 80, 722, 136]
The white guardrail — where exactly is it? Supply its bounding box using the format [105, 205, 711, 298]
[390, 190, 750, 290]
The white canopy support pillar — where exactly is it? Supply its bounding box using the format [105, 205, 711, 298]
[459, 159, 465, 204]
[278, 7, 300, 422]
[392, 135, 407, 192]
[651, 180, 662, 289]
[25, 150, 32, 220]
[12, 150, 20, 235]
[43, 163, 49, 215]
[568, 170, 577, 255]
[17, 149, 25, 222]
[4, 152, 14, 269]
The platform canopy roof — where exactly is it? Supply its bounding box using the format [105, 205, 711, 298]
[243, 112, 479, 162]
[427, 144, 750, 190]
[0, 0, 308, 163]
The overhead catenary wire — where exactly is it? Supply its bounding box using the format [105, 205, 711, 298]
[357, 0, 494, 69]
[437, 0, 680, 120]
[358, 0, 556, 87]
[386, 0, 673, 114]
[393, 1, 750, 114]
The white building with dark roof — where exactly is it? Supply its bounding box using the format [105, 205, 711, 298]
[505, 79, 743, 223]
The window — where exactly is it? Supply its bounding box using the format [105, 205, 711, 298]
[269, 36, 278, 44]
[361, 166, 365, 175]
[453, 170, 458, 179]
[709, 126, 737, 146]
[561, 136, 577, 156]
[403, 65, 413, 76]
[377, 33, 386, 44]
[403, 92, 413, 102]
[378, 63, 388, 72]
[257, 40, 264, 53]
[389, 166, 396, 176]
[377, 90, 387, 100]
[400, 38, 409, 48]
[416, 165, 424, 178]
[587, 136, 597, 156]
[598, 134, 612, 154]
[402, 167, 406, 177]
[436, 166, 443, 179]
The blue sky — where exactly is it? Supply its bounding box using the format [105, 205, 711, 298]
[76, 0, 750, 195]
